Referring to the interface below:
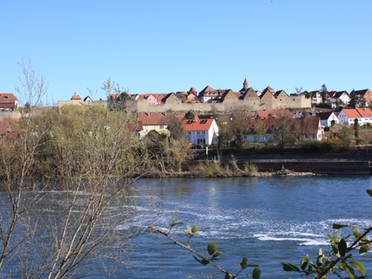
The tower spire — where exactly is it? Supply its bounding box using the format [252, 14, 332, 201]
[243, 77, 249, 90]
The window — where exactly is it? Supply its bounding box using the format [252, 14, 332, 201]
[197, 139, 206, 145]
[200, 119, 207, 124]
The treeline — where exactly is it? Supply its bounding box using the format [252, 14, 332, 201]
[0, 105, 195, 180]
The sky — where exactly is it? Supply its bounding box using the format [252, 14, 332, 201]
[1, 0, 372, 105]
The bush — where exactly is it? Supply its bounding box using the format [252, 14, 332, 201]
[243, 162, 258, 174]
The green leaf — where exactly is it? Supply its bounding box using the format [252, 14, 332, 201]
[331, 244, 338, 255]
[282, 262, 300, 272]
[318, 248, 324, 256]
[344, 263, 356, 279]
[359, 244, 369, 254]
[192, 225, 201, 234]
[333, 223, 348, 230]
[186, 225, 192, 235]
[316, 255, 323, 266]
[240, 257, 248, 269]
[353, 226, 361, 239]
[339, 238, 347, 257]
[212, 251, 222, 259]
[193, 256, 209, 266]
[207, 241, 217, 255]
[328, 234, 337, 243]
[252, 267, 261, 279]
[366, 189, 372, 197]
[224, 274, 232, 279]
[350, 260, 366, 276]
[300, 255, 309, 270]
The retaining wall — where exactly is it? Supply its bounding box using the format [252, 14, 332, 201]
[245, 159, 371, 175]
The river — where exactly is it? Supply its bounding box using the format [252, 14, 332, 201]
[1, 176, 372, 278]
[122, 176, 372, 278]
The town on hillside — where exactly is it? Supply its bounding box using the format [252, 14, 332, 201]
[1, 79, 372, 148]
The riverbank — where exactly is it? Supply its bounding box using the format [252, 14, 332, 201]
[192, 147, 372, 176]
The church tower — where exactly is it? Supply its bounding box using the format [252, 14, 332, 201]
[243, 78, 249, 91]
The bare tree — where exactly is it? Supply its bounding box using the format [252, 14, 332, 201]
[0, 66, 144, 278]
[0, 60, 49, 273]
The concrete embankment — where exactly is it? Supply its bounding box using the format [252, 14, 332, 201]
[244, 159, 371, 175]
[199, 148, 372, 175]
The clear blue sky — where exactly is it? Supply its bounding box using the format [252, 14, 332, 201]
[1, 0, 371, 105]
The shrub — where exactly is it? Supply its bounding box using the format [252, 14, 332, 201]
[243, 162, 258, 174]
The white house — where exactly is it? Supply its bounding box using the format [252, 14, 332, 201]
[326, 91, 351, 108]
[338, 108, 372, 126]
[316, 112, 339, 128]
[310, 91, 322, 105]
[181, 116, 219, 146]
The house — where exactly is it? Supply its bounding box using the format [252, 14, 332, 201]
[310, 90, 322, 106]
[57, 93, 100, 107]
[338, 108, 372, 126]
[198, 86, 232, 103]
[0, 93, 18, 111]
[242, 87, 260, 104]
[276, 90, 295, 108]
[181, 116, 219, 146]
[243, 116, 323, 143]
[326, 91, 350, 108]
[299, 117, 324, 141]
[350, 89, 372, 107]
[136, 112, 170, 138]
[107, 92, 136, 112]
[316, 112, 339, 128]
[260, 86, 276, 109]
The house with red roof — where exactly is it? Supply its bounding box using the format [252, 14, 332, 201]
[0, 93, 18, 111]
[136, 112, 170, 138]
[338, 108, 372, 126]
[181, 116, 219, 146]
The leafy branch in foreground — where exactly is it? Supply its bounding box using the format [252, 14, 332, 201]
[148, 223, 260, 279]
[282, 189, 372, 279]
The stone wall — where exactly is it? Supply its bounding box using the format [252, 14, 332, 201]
[136, 95, 311, 113]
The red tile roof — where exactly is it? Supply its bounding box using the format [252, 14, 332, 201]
[71, 93, 82, 100]
[137, 112, 184, 126]
[342, 108, 372, 118]
[355, 108, 372, 117]
[181, 118, 214, 131]
[137, 112, 168, 125]
[137, 93, 170, 103]
[0, 93, 17, 108]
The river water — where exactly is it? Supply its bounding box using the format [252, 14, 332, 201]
[1, 176, 372, 278]
[122, 176, 372, 278]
